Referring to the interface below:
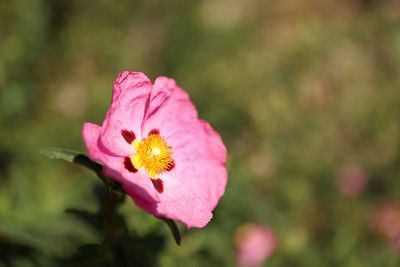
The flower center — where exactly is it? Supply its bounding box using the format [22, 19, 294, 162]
[131, 133, 174, 178]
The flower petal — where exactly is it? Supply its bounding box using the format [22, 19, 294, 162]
[82, 122, 127, 184]
[99, 71, 152, 156]
[142, 78, 227, 228]
[155, 121, 227, 228]
[82, 122, 160, 203]
[142, 77, 197, 135]
[82, 122, 104, 163]
[157, 76, 197, 119]
[105, 168, 160, 204]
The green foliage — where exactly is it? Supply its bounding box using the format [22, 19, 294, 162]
[40, 147, 181, 245]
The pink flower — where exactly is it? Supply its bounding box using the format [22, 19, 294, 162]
[234, 223, 277, 267]
[82, 71, 227, 228]
[336, 164, 367, 197]
[373, 200, 400, 250]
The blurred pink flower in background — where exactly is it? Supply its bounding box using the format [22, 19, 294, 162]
[336, 164, 367, 197]
[234, 223, 276, 267]
[373, 201, 400, 250]
[82, 71, 227, 228]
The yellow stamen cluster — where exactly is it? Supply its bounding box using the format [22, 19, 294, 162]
[131, 133, 174, 178]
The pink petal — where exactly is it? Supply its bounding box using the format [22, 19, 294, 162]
[82, 122, 104, 163]
[99, 71, 152, 156]
[142, 77, 198, 136]
[106, 168, 160, 204]
[155, 176, 215, 228]
[144, 77, 197, 123]
[142, 77, 227, 228]
[82, 122, 160, 204]
[157, 121, 227, 228]
[82, 122, 126, 184]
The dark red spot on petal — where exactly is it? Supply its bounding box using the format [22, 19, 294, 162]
[121, 129, 135, 144]
[165, 160, 175, 171]
[151, 178, 164, 193]
[123, 157, 137, 173]
[148, 129, 160, 136]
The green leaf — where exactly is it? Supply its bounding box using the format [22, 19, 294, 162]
[40, 147, 81, 163]
[40, 147, 102, 177]
[159, 218, 181, 245]
[40, 147, 123, 193]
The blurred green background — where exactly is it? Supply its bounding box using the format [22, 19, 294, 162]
[1, 0, 400, 266]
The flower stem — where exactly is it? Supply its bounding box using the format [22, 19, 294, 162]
[105, 191, 119, 241]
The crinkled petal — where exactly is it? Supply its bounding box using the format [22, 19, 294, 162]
[144, 77, 197, 122]
[142, 78, 227, 228]
[105, 168, 160, 204]
[82, 122, 104, 163]
[156, 121, 227, 228]
[99, 71, 152, 156]
[155, 175, 215, 228]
